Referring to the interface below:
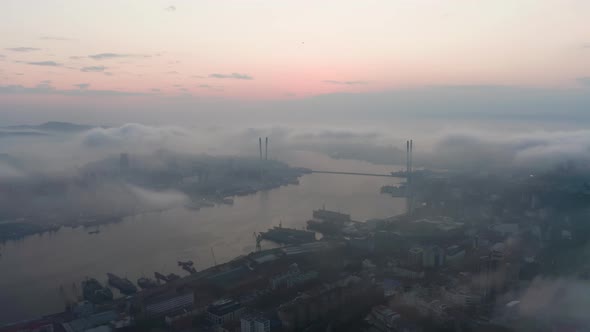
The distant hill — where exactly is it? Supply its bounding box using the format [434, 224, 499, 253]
[0, 131, 50, 138]
[5, 121, 95, 132]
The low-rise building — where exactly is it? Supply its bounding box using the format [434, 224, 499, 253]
[278, 276, 381, 331]
[269, 263, 318, 290]
[144, 292, 194, 318]
[207, 299, 245, 326]
[441, 286, 481, 307]
[365, 305, 401, 331]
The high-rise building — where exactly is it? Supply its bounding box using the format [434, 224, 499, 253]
[408, 247, 424, 268]
[423, 245, 444, 268]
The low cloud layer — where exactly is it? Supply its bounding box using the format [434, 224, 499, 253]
[323, 80, 368, 85]
[6, 47, 41, 52]
[74, 83, 90, 89]
[26, 61, 61, 66]
[3, 119, 590, 178]
[0, 84, 147, 97]
[209, 73, 253, 80]
[89, 53, 150, 60]
[81, 65, 107, 72]
[39, 36, 72, 41]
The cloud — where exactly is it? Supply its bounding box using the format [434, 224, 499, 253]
[192, 75, 205, 78]
[127, 185, 188, 210]
[322, 80, 368, 85]
[88, 53, 150, 60]
[419, 129, 590, 171]
[164, 5, 176, 12]
[167, 71, 179, 75]
[81, 65, 107, 72]
[151, 88, 161, 92]
[26, 61, 61, 66]
[514, 277, 590, 325]
[39, 36, 72, 41]
[198, 84, 223, 91]
[577, 77, 590, 86]
[582, 43, 590, 49]
[0, 162, 26, 180]
[6, 47, 41, 52]
[0, 84, 149, 97]
[74, 83, 90, 89]
[69, 56, 85, 60]
[81, 123, 188, 149]
[40, 80, 52, 84]
[209, 73, 253, 80]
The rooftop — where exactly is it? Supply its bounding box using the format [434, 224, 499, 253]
[208, 299, 242, 317]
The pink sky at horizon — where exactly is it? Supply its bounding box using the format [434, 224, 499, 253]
[1, 0, 589, 103]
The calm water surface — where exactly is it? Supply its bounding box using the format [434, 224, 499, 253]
[0, 153, 405, 324]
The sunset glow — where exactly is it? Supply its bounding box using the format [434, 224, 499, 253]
[1, 0, 588, 105]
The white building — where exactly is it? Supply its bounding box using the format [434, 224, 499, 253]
[241, 313, 270, 332]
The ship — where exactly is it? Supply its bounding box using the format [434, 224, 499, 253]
[307, 219, 342, 235]
[260, 225, 315, 244]
[107, 273, 137, 295]
[137, 277, 158, 289]
[166, 273, 181, 281]
[380, 185, 406, 197]
[312, 208, 351, 223]
[178, 260, 197, 274]
[82, 278, 113, 304]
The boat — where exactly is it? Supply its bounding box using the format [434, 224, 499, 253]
[82, 278, 113, 304]
[107, 273, 137, 295]
[307, 219, 342, 235]
[221, 197, 234, 205]
[312, 208, 351, 223]
[177, 260, 194, 267]
[260, 225, 316, 244]
[88, 229, 100, 235]
[137, 277, 158, 289]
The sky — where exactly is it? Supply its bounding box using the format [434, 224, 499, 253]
[0, 0, 589, 124]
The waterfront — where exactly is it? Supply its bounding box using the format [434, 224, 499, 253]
[0, 155, 405, 324]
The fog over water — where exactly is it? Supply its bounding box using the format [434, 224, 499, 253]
[0, 151, 405, 323]
[2, 119, 590, 325]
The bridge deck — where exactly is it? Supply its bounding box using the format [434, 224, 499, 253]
[310, 170, 404, 178]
